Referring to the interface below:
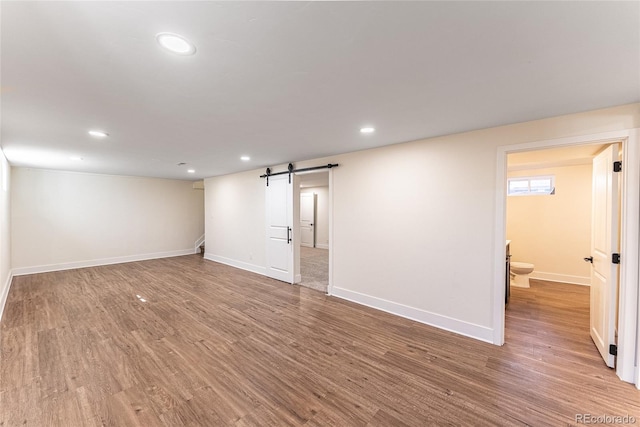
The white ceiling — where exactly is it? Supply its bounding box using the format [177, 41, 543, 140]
[507, 143, 611, 171]
[1, 1, 638, 180]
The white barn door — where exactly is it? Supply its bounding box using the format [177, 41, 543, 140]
[265, 174, 294, 283]
[589, 144, 620, 368]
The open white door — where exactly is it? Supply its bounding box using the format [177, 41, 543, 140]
[589, 143, 620, 367]
[300, 193, 315, 248]
[265, 174, 294, 283]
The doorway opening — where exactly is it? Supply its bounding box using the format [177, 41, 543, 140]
[296, 171, 330, 293]
[505, 142, 620, 370]
[494, 130, 639, 385]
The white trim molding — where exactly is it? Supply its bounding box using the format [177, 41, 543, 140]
[0, 270, 14, 322]
[332, 287, 494, 344]
[530, 271, 590, 286]
[203, 253, 267, 277]
[11, 249, 194, 276]
[617, 128, 640, 386]
[316, 243, 329, 250]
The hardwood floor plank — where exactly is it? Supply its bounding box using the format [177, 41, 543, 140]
[0, 326, 38, 392]
[38, 328, 70, 398]
[0, 301, 23, 330]
[366, 409, 411, 427]
[305, 389, 378, 426]
[1, 256, 638, 426]
[0, 380, 43, 426]
[40, 391, 84, 427]
[90, 386, 162, 427]
[75, 386, 104, 427]
[235, 403, 301, 427]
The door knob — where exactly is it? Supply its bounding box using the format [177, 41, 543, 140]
[584, 256, 593, 263]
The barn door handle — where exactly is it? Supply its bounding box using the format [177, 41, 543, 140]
[287, 227, 291, 244]
[583, 256, 593, 263]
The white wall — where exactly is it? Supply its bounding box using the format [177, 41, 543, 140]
[507, 164, 592, 285]
[0, 149, 12, 320]
[11, 168, 204, 274]
[204, 169, 266, 274]
[301, 186, 329, 249]
[204, 103, 640, 343]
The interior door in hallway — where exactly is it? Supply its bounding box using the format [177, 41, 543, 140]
[589, 143, 620, 368]
[300, 192, 315, 248]
[265, 174, 294, 283]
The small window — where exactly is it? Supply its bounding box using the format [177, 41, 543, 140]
[508, 175, 555, 196]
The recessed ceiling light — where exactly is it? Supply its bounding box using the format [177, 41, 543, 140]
[88, 130, 108, 138]
[360, 127, 375, 134]
[240, 156, 250, 161]
[187, 169, 195, 173]
[156, 32, 196, 55]
[70, 156, 83, 161]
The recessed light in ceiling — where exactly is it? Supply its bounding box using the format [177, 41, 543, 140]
[360, 127, 375, 134]
[70, 156, 83, 161]
[156, 32, 196, 55]
[240, 156, 250, 161]
[88, 130, 108, 138]
[187, 169, 195, 173]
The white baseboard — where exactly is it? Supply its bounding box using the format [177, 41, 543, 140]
[316, 243, 329, 250]
[530, 271, 590, 286]
[11, 249, 195, 276]
[0, 270, 14, 322]
[204, 253, 267, 276]
[294, 274, 301, 284]
[331, 287, 494, 344]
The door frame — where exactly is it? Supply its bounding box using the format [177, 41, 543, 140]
[493, 128, 640, 385]
[294, 169, 334, 294]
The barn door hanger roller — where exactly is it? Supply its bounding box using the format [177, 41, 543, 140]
[260, 162, 339, 186]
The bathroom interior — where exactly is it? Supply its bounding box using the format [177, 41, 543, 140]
[505, 142, 621, 337]
[507, 144, 597, 291]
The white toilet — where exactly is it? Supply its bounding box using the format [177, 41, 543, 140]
[510, 262, 535, 288]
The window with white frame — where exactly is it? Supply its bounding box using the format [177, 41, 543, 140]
[507, 175, 555, 196]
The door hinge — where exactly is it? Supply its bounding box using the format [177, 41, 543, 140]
[613, 161, 622, 172]
[612, 253, 620, 264]
[609, 344, 617, 356]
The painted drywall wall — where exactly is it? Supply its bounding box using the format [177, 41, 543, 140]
[204, 103, 640, 343]
[204, 169, 267, 274]
[301, 186, 329, 249]
[507, 164, 592, 285]
[11, 169, 204, 273]
[0, 150, 12, 320]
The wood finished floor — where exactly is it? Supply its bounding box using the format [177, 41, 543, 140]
[1, 256, 638, 426]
